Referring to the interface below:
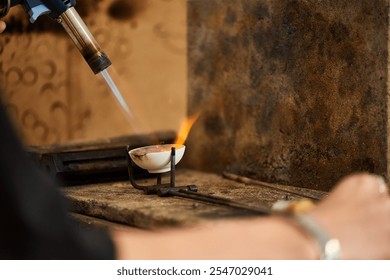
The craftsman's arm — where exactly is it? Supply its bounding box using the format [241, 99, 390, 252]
[112, 174, 390, 260]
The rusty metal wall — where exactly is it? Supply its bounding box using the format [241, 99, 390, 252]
[0, 0, 186, 146]
[184, 0, 389, 191]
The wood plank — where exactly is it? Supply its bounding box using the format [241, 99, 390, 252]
[63, 169, 327, 229]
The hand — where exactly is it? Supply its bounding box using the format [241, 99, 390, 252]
[0, 20, 6, 33]
[308, 173, 390, 259]
[112, 173, 390, 260]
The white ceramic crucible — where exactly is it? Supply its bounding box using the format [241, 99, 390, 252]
[128, 144, 185, 173]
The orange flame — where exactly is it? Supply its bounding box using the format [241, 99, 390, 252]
[175, 113, 200, 145]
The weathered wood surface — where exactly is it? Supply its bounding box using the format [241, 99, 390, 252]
[64, 169, 326, 229]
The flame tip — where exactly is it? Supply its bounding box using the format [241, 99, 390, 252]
[174, 113, 200, 145]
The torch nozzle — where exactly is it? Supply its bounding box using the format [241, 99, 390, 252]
[59, 7, 111, 74]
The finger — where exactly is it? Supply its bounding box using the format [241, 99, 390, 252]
[0, 21, 6, 33]
[373, 175, 388, 195]
[333, 173, 386, 198]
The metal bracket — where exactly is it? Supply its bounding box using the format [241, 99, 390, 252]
[125, 146, 270, 215]
[126, 146, 198, 196]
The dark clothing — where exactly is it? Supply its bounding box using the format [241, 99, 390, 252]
[0, 100, 115, 259]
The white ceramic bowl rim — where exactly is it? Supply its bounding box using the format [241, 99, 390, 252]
[129, 144, 186, 173]
[129, 144, 185, 156]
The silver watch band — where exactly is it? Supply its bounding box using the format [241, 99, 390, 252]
[294, 215, 341, 260]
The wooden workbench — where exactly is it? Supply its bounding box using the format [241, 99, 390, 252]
[63, 169, 327, 230]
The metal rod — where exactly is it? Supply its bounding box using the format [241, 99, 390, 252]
[126, 145, 151, 192]
[171, 189, 271, 215]
[125, 146, 143, 190]
[222, 171, 325, 201]
[170, 147, 175, 189]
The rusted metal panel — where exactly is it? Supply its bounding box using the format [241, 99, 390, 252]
[185, 0, 388, 191]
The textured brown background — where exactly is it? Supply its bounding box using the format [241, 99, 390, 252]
[2, 0, 389, 192]
[0, 0, 187, 145]
[184, 0, 389, 191]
